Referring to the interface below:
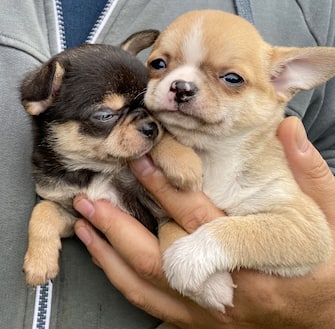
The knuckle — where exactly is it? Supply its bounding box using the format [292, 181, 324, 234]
[124, 289, 169, 323]
[178, 195, 219, 232]
[123, 287, 148, 309]
[182, 204, 209, 232]
[302, 155, 335, 195]
[132, 253, 163, 280]
[98, 220, 114, 239]
[151, 178, 173, 197]
[307, 156, 331, 181]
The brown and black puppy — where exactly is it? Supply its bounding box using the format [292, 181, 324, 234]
[21, 31, 202, 286]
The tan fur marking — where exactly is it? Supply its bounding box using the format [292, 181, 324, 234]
[52, 62, 65, 94]
[23, 200, 75, 286]
[104, 94, 126, 110]
[51, 118, 156, 163]
[150, 133, 203, 191]
[24, 62, 65, 116]
[25, 100, 51, 116]
[159, 221, 188, 253]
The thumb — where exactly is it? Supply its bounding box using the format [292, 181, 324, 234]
[130, 156, 224, 233]
[277, 116, 335, 222]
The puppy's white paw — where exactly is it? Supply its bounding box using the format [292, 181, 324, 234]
[163, 225, 235, 312]
[192, 271, 236, 312]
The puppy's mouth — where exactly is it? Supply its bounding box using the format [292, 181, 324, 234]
[160, 96, 224, 127]
[162, 103, 201, 120]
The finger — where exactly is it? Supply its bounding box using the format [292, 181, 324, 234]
[278, 116, 335, 221]
[74, 220, 194, 325]
[130, 156, 224, 233]
[73, 196, 163, 282]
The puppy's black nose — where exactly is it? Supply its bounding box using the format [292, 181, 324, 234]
[139, 121, 159, 139]
[170, 80, 198, 103]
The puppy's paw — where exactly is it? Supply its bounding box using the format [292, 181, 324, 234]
[161, 155, 203, 191]
[23, 238, 61, 286]
[150, 134, 203, 191]
[191, 272, 236, 313]
[163, 224, 235, 312]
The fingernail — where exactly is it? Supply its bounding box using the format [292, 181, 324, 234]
[131, 156, 155, 177]
[75, 226, 92, 246]
[74, 198, 95, 219]
[295, 119, 309, 153]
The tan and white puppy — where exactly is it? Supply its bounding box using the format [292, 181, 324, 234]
[145, 10, 335, 313]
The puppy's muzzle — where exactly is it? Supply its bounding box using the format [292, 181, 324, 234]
[139, 121, 159, 139]
[170, 80, 198, 103]
[129, 107, 160, 140]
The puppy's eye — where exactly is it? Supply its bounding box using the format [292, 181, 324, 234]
[91, 110, 118, 123]
[220, 73, 244, 86]
[149, 58, 167, 70]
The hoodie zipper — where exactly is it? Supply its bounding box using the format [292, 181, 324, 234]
[53, 0, 67, 52]
[31, 1, 119, 328]
[86, 0, 119, 44]
[31, 280, 53, 329]
[53, 0, 119, 53]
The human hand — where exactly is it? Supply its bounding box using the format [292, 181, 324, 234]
[73, 116, 335, 329]
[226, 116, 335, 328]
[73, 177, 228, 328]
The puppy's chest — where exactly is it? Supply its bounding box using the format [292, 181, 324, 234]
[37, 173, 130, 213]
[200, 154, 263, 215]
[85, 175, 123, 204]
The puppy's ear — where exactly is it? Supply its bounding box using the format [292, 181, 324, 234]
[120, 29, 160, 56]
[21, 61, 65, 116]
[270, 47, 335, 102]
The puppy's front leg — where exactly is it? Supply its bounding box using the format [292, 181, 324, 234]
[162, 215, 236, 313]
[159, 220, 236, 313]
[150, 133, 202, 191]
[159, 220, 188, 253]
[23, 200, 75, 286]
[163, 201, 331, 312]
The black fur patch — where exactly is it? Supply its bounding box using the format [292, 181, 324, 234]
[22, 43, 164, 233]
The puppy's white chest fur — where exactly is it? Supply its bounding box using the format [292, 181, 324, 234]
[36, 173, 125, 212]
[202, 154, 246, 214]
[85, 175, 121, 204]
[199, 143, 260, 215]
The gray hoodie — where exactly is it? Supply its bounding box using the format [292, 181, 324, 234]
[0, 1, 334, 328]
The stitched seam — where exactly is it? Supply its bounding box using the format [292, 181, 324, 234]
[295, 0, 319, 45]
[328, 0, 335, 45]
[0, 34, 48, 63]
[234, 0, 254, 24]
[285, 105, 302, 118]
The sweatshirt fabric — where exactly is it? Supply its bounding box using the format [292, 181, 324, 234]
[0, 1, 334, 328]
